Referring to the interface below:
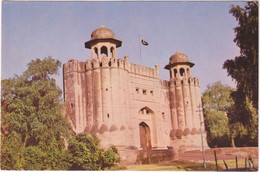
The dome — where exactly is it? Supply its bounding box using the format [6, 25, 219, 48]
[165, 50, 194, 70]
[90, 25, 115, 40]
[85, 25, 122, 49]
[169, 51, 190, 64]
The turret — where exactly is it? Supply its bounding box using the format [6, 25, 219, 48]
[165, 50, 194, 79]
[165, 51, 197, 139]
[85, 25, 122, 60]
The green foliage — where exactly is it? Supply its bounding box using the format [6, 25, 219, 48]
[202, 81, 234, 112]
[222, 2, 258, 147]
[228, 96, 258, 147]
[22, 146, 46, 170]
[202, 81, 234, 147]
[67, 133, 120, 170]
[1, 131, 23, 170]
[1, 57, 71, 170]
[223, 2, 258, 112]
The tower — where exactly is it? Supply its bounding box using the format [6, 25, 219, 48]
[84, 25, 124, 133]
[85, 24, 122, 60]
[165, 51, 201, 140]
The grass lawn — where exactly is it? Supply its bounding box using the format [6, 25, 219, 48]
[125, 161, 217, 171]
[124, 159, 258, 171]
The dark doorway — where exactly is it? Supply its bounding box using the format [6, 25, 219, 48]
[139, 122, 152, 150]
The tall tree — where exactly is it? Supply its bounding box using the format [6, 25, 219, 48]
[202, 81, 234, 147]
[1, 57, 71, 170]
[223, 2, 258, 115]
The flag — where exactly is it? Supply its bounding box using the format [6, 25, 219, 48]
[140, 37, 149, 46]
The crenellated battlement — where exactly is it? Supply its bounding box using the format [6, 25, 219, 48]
[160, 80, 169, 89]
[63, 59, 85, 74]
[170, 77, 200, 87]
[64, 56, 159, 79]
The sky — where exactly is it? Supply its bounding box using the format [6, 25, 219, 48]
[2, 1, 246, 93]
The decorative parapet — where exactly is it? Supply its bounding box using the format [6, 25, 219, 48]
[63, 59, 85, 74]
[63, 56, 159, 79]
[160, 80, 169, 89]
[129, 63, 159, 79]
[168, 77, 200, 87]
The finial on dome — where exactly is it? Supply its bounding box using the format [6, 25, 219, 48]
[100, 21, 104, 28]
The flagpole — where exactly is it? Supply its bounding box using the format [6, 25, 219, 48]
[139, 35, 142, 65]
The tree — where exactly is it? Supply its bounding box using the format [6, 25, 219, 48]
[227, 94, 258, 147]
[1, 57, 71, 170]
[223, 2, 258, 123]
[222, 2, 258, 147]
[67, 133, 119, 170]
[202, 81, 234, 147]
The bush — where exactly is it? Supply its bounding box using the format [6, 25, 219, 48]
[67, 133, 119, 170]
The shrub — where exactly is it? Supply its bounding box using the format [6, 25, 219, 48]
[67, 133, 119, 170]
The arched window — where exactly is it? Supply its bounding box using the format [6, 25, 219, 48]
[110, 47, 115, 58]
[101, 46, 108, 57]
[174, 69, 178, 78]
[94, 47, 98, 58]
[180, 68, 185, 76]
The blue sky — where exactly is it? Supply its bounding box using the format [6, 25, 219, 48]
[2, 1, 246, 93]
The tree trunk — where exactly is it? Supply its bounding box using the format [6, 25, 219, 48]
[231, 135, 236, 147]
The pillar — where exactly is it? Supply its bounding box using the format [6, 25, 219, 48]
[189, 78, 197, 128]
[182, 77, 193, 129]
[92, 58, 103, 132]
[101, 57, 112, 128]
[169, 79, 178, 131]
[85, 61, 94, 132]
[175, 78, 185, 129]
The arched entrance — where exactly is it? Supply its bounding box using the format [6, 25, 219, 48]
[139, 122, 152, 150]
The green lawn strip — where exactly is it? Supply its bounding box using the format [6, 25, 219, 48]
[117, 158, 258, 171]
[125, 161, 218, 171]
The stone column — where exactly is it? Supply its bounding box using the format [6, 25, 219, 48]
[169, 79, 178, 131]
[85, 61, 94, 133]
[101, 57, 112, 128]
[110, 58, 120, 129]
[92, 58, 103, 132]
[118, 59, 126, 130]
[182, 77, 193, 129]
[175, 78, 185, 129]
[189, 78, 197, 128]
[195, 78, 202, 130]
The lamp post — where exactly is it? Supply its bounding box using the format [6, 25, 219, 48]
[197, 104, 206, 168]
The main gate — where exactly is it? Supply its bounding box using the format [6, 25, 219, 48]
[139, 122, 152, 150]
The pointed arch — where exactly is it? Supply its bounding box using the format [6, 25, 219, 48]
[180, 68, 185, 76]
[138, 106, 157, 148]
[139, 122, 152, 150]
[101, 46, 108, 57]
